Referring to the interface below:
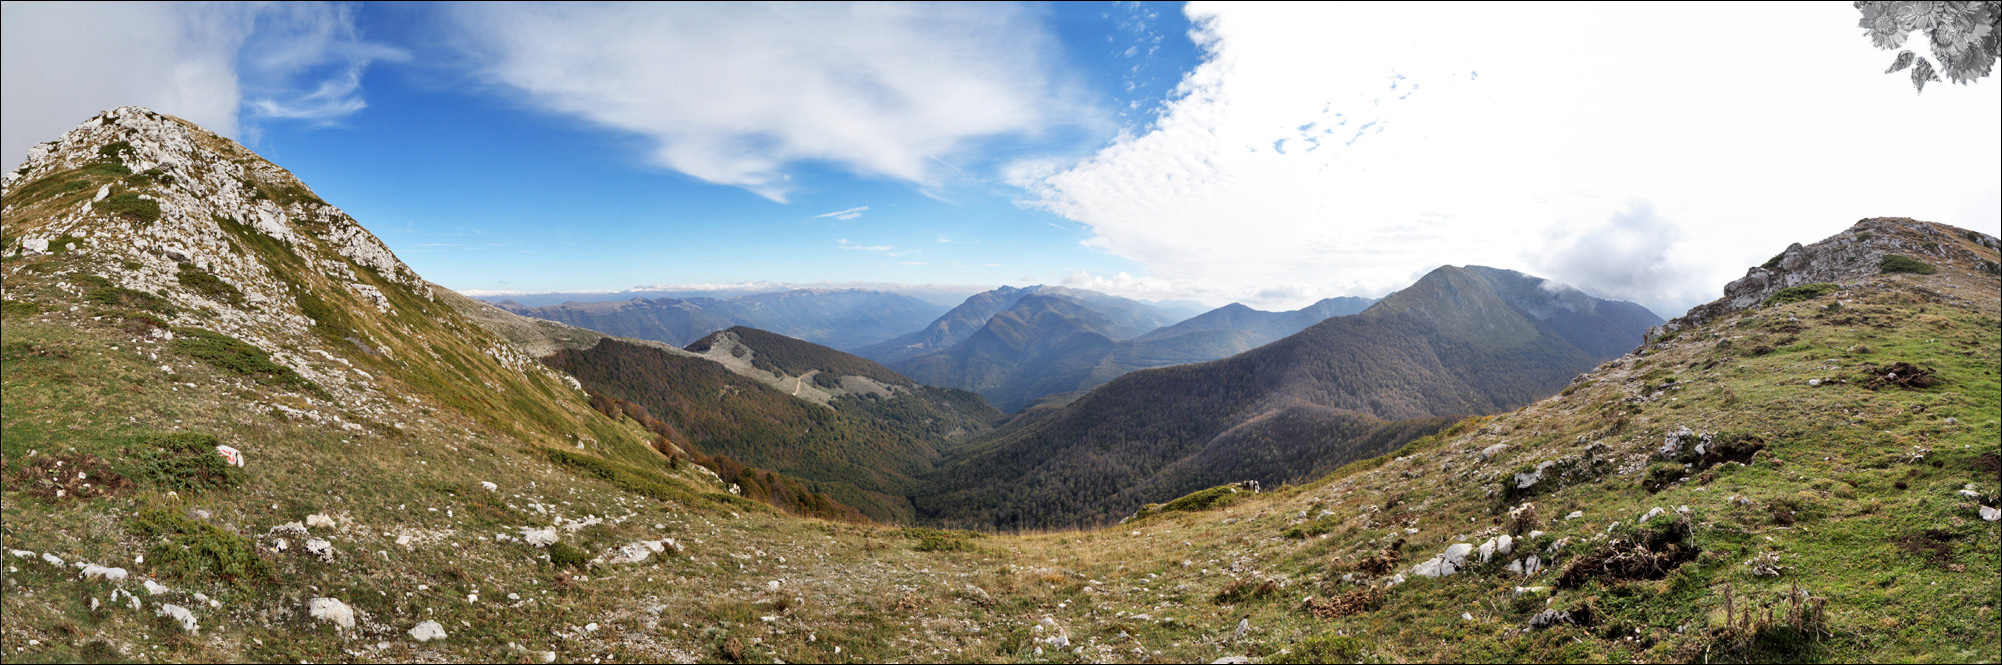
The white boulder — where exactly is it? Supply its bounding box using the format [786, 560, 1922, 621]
[409, 620, 447, 642]
[158, 603, 199, 633]
[308, 597, 355, 630]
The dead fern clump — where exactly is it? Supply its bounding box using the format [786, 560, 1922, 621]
[1351, 538, 1405, 576]
[1304, 588, 1387, 619]
[1708, 581, 1828, 662]
[1505, 503, 1541, 536]
[1557, 517, 1701, 589]
[11, 454, 131, 500]
[1861, 361, 1941, 390]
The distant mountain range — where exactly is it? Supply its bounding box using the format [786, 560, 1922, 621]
[494, 288, 947, 350]
[911, 265, 1662, 529]
[863, 288, 1378, 412]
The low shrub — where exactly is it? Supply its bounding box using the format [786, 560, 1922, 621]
[1764, 283, 1839, 306]
[547, 542, 591, 570]
[175, 263, 244, 304]
[134, 432, 243, 492]
[1879, 254, 1936, 275]
[129, 507, 271, 590]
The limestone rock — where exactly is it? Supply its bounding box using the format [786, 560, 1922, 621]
[408, 620, 447, 642]
[308, 597, 355, 629]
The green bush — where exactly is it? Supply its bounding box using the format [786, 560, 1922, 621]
[176, 263, 244, 304]
[99, 192, 161, 224]
[548, 542, 591, 570]
[96, 141, 133, 160]
[134, 432, 243, 492]
[1764, 283, 1839, 306]
[1879, 254, 1936, 275]
[171, 327, 321, 394]
[129, 507, 271, 590]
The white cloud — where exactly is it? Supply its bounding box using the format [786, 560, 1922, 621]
[1, 2, 398, 170]
[836, 239, 895, 252]
[1018, 3, 2001, 315]
[815, 206, 870, 220]
[448, 2, 1075, 202]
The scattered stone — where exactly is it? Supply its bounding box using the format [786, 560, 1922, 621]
[144, 579, 171, 595]
[304, 514, 335, 528]
[305, 539, 336, 562]
[1480, 444, 1510, 460]
[481, 481, 498, 492]
[1565, 511, 1584, 520]
[215, 445, 244, 468]
[1639, 507, 1667, 524]
[1233, 618, 1249, 640]
[409, 620, 447, 642]
[1413, 543, 1475, 577]
[1981, 506, 2000, 522]
[308, 597, 355, 630]
[519, 527, 558, 547]
[157, 603, 199, 633]
[81, 565, 128, 582]
[1528, 609, 1574, 629]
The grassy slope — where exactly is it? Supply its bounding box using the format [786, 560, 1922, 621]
[4, 115, 1995, 664]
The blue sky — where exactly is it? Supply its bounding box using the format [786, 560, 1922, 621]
[4, 2, 1998, 316]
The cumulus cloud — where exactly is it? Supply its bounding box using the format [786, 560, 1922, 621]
[447, 2, 1073, 202]
[1, 2, 398, 170]
[1528, 200, 1707, 315]
[1017, 3, 2000, 315]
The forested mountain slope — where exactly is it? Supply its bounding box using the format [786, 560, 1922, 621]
[912, 265, 1661, 528]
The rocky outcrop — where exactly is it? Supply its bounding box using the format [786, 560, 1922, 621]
[1644, 217, 1999, 345]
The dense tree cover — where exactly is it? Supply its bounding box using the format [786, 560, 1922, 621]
[547, 338, 997, 522]
[584, 392, 868, 522]
[911, 266, 1659, 530]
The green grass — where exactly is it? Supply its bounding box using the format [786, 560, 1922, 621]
[97, 192, 160, 224]
[170, 327, 321, 395]
[175, 264, 244, 305]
